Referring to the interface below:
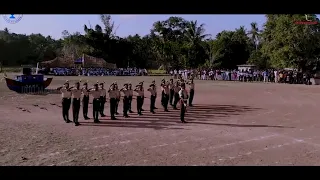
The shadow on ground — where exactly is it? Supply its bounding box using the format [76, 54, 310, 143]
[79, 104, 293, 130]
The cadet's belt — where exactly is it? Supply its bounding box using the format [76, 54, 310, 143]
[73, 98, 80, 100]
[62, 97, 71, 99]
[83, 95, 89, 97]
[93, 98, 100, 100]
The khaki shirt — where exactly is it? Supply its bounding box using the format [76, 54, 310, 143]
[108, 89, 117, 99]
[135, 90, 144, 97]
[116, 90, 121, 99]
[148, 88, 157, 96]
[174, 85, 180, 93]
[61, 88, 72, 98]
[169, 82, 174, 89]
[179, 89, 188, 101]
[162, 85, 170, 94]
[100, 88, 107, 97]
[121, 88, 130, 97]
[82, 88, 89, 96]
[128, 89, 133, 96]
[71, 89, 82, 99]
[90, 89, 101, 99]
[153, 85, 157, 96]
[189, 83, 195, 90]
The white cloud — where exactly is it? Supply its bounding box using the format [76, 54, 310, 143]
[118, 15, 138, 19]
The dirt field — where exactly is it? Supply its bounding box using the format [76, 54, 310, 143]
[1, 74, 320, 166]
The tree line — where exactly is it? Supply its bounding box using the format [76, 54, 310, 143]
[0, 14, 320, 71]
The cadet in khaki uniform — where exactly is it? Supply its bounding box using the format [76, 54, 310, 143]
[187, 78, 195, 106]
[99, 82, 107, 117]
[179, 83, 188, 123]
[173, 81, 180, 110]
[128, 83, 134, 113]
[147, 83, 156, 114]
[134, 84, 144, 115]
[82, 81, 90, 120]
[160, 79, 165, 107]
[114, 82, 120, 115]
[151, 80, 158, 109]
[139, 82, 145, 111]
[169, 79, 174, 106]
[108, 83, 117, 120]
[89, 83, 101, 123]
[57, 81, 72, 123]
[70, 82, 82, 126]
[161, 81, 170, 112]
[120, 83, 130, 118]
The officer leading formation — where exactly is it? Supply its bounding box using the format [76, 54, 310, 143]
[58, 77, 195, 126]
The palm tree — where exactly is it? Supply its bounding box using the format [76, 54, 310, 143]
[185, 20, 211, 45]
[247, 22, 261, 51]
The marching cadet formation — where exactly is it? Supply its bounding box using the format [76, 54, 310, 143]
[57, 77, 195, 126]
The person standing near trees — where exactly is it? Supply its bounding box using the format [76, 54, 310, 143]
[120, 83, 130, 118]
[70, 81, 82, 126]
[57, 81, 72, 123]
[82, 81, 90, 120]
[148, 83, 157, 114]
[134, 84, 144, 116]
[108, 83, 117, 120]
[151, 80, 158, 109]
[173, 81, 180, 110]
[179, 83, 188, 123]
[99, 82, 107, 117]
[139, 81, 145, 111]
[90, 83, 101, 123]
[187, 78, 195, 106]
[169, 79, 175, 106]
[128, 83, 134, 113]
[161, 81, 170, 112]
[114, 82, 120, 115]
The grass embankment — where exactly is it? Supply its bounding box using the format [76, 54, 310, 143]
[148, 69, 169, 76]
[0, 67, 21, 73]
[1, 67, 170, 76]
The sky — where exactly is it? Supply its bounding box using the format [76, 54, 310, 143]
[0, 15, 267, 39]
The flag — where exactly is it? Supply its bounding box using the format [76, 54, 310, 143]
[74, 57, 83, 64]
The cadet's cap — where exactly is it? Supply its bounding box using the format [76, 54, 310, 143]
[149, 84, 155, 87]
[99, 83, 104, 86]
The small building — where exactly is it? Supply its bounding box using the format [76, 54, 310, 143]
[237, 64, 257, 71]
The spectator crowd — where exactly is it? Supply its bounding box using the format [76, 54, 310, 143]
[41, 66, 312, 85]
[169, 69, 312, 85]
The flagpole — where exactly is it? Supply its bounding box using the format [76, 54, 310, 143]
[36, 62, 39, 74]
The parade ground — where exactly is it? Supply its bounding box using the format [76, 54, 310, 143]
[2, 75, 320, 166]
